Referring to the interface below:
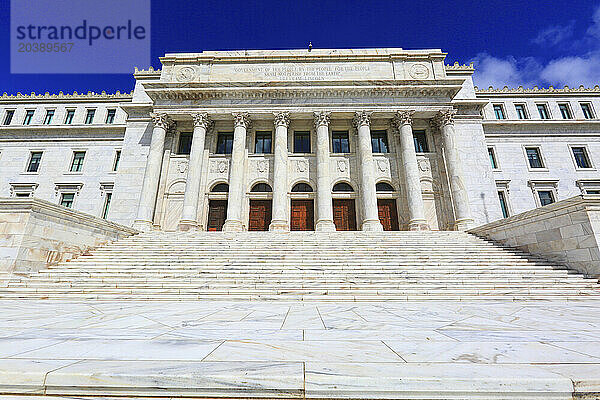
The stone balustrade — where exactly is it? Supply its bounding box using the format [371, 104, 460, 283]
[470, 195, 600, 278]
[0, 197, 138, 274]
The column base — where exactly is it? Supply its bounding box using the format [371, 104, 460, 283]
[361, 219, 384, 232]
[177, 220, 198, 232]
[454, 218, 475, 231]
[132, 219, 154, 232]
[408, 219, 430, 231]
[222, 219, 244, 232]
[315, 219, 337, 232]
[269, 219, 289, 232]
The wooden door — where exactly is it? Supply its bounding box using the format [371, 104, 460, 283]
[291, 199, 314, 231]
[249, 200, 272, 231]
[377, 199, 399, 231]
[207, 200, 227, 231]
[333, 199, 357, 231]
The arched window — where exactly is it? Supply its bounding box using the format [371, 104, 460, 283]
[211, 183, 229, 192]
[291, 183, 313, 192]
[376, 182, 395, 192]
[251, 183, 273, 192]
[332, 182, 354, 192]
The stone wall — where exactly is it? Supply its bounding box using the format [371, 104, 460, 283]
[469, 195, 600, 278]
[0, 197, 138, 274]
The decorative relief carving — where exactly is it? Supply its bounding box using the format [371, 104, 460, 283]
[210, 160, 229, 174]
[232, 112, 251, 128]
[337, 159, 348, 173]
[418, 158, 431, 173]
[273, 111, 290, 127]
[409, 63, 430, 79]
[177, 161, 188, 174]
[256, 160, 269, 173]
[352, 111, 372, 128]
[191, 112, 213, 129]
[313, 111, 331, 128]
[295, 159, 308, 173]
[176, 66, 196, 82]
[433, 109, 456, 128]
[393, 110, 415, 128]
[377, 159, 388, 173]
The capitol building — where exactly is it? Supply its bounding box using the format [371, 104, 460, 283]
[0, 47, 599, 234]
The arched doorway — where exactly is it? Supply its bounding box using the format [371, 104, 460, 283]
[332, 182, 357, 231]
[248, 182, 272, 231]
[376, 182, 399, 231]
[290, 182, 314, 231]
[207, 183, 228, 231]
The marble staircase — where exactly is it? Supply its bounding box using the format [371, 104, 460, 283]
[2, 231, 599, 300]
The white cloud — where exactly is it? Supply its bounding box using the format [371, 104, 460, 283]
[532, 22, 574, 46]
[471, 4, 600, 88]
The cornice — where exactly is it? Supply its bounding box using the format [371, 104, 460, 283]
[143, 82, 462, 101]
[475, 85, 600, 96]
[0, 91, 133, 104]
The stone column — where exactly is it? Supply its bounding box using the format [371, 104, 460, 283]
[178, 112, 212, 231]
[269, 112, 290, 231]
[354, 111, 383, 231]
[223, 112, 250, 232]
[393, 111, 429, 231]
[435, 109, 474, 230]
[133, 113, 172, 231]
[314, 111, 336, 231]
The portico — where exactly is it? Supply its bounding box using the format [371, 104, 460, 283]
[133, 108, 472, 233]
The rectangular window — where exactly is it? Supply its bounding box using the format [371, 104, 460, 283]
[332, 131, 350, 153]
[525, 147, 544, 169]
[498, 191, 509, 218]
[113, 150, 121, 171]
[43, 109, 54, 124]
[27, 152, 43, 173]
[586, 190, 600, 195]
[371, 130, 389, 153]
[102, 193, 112, 219]
[23, 110, 34, 125]
[572, 147, 592, 169]
[105, 109, 116, 124]
[413, 131, 429, 153]
[493, 104, 506, 120]
[70, 151, 86, 172]
[538, 190, 555, 206]
[177, 132, 193, 155]
[15, 192, 30, 198]
[537, 104, 550, 119]
[254, 131, 272, 154]
[293, 131, 311, 153]
[216, 133, 234, 154]
[515, 104, 528, 119]
[84, 109, 95, 124]
[64, 109, 75, 124]
[559, 103, 573, 119]
[488, 147, 498, 169]
[60, 193, 75, 208]
[581, 103, 595, 119]
[3, 110, 15, 125]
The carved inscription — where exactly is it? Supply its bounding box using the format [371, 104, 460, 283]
[232, 64, 370, 81]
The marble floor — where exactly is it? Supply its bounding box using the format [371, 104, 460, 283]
[1, 300, 600, 399]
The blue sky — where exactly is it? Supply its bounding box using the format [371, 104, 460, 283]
[1, 0, 599, 94]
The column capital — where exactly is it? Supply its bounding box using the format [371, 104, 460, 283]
[353, 111, 372, 128]
[313, 111, 331, 128]
[191, 112, 213, 129]
[273, 111, 290, 128]
[393, 110, 415, 129]
[433, 108, 457, 128]
[232, 112, 251, 128]
[150, 112, 174, 131]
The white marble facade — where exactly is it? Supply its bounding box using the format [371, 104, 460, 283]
[0, 48, 598, 232]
